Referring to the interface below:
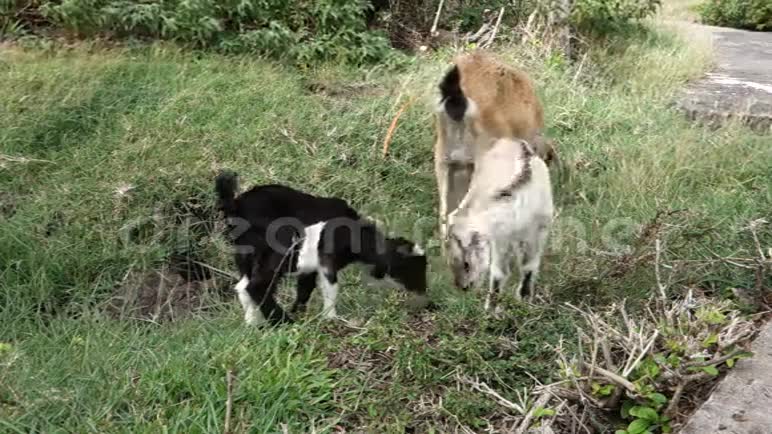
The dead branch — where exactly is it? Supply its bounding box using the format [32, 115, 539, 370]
[430, 0, 445, 35]
[622, 330, 659, 377]
[224, 369, 235, 434]
[747, 219, 768, 263]
[655, 238, 668, 299]
[683, 349, 748, 370]
[515, 392, 553, 434]
[460, 374, 526, 414]
[588, 365, 637, 393]
[466, 22, 491, 43]
[664, 381, 686, 417]
[481, 7, 506, 49]
[0, 154, 54, 168]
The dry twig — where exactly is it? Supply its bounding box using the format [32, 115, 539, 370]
[655, 238, 668, 299]
[460, 374, 526, 414]
[481, 7, 506, 49]
[515, 392, 553, 434]
[430, 0, 445, 35]
[382, 95, 416, 158]
[224, 369, 235, 434]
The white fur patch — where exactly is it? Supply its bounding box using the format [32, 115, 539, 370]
[318, 268, 338, 318]
[412, 244, 425, 256]
[465, 98, 479, 119]
[435, 99, 446, 113]
[234, 276, 264, 325]
[448, 147, 473, 163]
[234, 275, 249, 292]
[296, 221, 326, 274]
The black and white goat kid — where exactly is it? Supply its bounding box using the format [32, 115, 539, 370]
[215, 171, 428, 326]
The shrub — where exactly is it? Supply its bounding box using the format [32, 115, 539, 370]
[571, 0, 662, 36]
[12, 0, 399, 65]
[698, 0, 772, 31]
[1, 0, 31, 39]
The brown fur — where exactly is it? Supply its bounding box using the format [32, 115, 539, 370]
[434, 51, 557, 249]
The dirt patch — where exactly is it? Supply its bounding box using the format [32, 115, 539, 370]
[0, 191, 16, 218]
[327, 344, 393, 372]
[104, 267, 223, 322]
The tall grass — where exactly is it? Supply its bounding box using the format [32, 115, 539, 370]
[1, 27, 770, 431]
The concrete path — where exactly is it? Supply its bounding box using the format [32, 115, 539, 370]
[676, 24, 772, 132]
[679, 321, 772, 434]
[674, 21, 772, 432]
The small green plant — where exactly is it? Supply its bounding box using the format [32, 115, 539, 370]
[549, 293, 758, 433]
[616, 403, 672, 434]
[698, 0, 772, 31]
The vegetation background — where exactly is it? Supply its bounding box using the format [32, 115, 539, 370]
[1, 0, 770, 432]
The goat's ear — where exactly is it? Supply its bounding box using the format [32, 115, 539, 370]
[396, 244, 412, 256]
[411, 244, 425, 256]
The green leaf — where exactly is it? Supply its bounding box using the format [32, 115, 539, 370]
[627, 419, 651, 434]
[615, 431, 629, 434]
[702, 365, 719, 376]
[592, 382, 601, 394]
[629, 406, 659, 421]
[647, 392, 668, 407]
[533, 406, 556, 418]
[697, 308, 726, 325]
[702, 333, 719, 347]
[726, 358, 734, 368]
[621, 400, 634, 418]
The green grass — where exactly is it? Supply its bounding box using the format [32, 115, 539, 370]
[658, 0, 704, 21]
[1, 27, 770, 432]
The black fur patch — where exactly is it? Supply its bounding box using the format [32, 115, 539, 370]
[520, 271, 533, 298]
[439, 65, 467, 122]
[495, 141, 534, 200]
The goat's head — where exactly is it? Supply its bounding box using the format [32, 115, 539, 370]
[366, 236, 427, 295]
[447, 220, 489, 291]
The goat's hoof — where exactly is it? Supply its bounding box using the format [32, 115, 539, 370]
[322, 311, 339, 321]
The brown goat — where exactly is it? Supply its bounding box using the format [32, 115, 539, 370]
[433, 51, 557, 248]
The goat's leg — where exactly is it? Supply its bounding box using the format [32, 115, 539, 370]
[246, 255, 292, 325]
[291, 272, 317, 314]
[246, 276, 292, 325]
[435, 160, 451, 254]
[318, 268, 339, 319]
[448, 163, 473, 215]
[234, 275, 264, 325]
[516, 229, 549, 302]
[484, 243, 510, 314]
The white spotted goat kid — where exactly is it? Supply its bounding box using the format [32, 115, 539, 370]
[446, 137, 554, 312]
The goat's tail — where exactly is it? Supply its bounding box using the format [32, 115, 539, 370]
[215, 169, 239, 215]
[438, 64, 468, 122]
